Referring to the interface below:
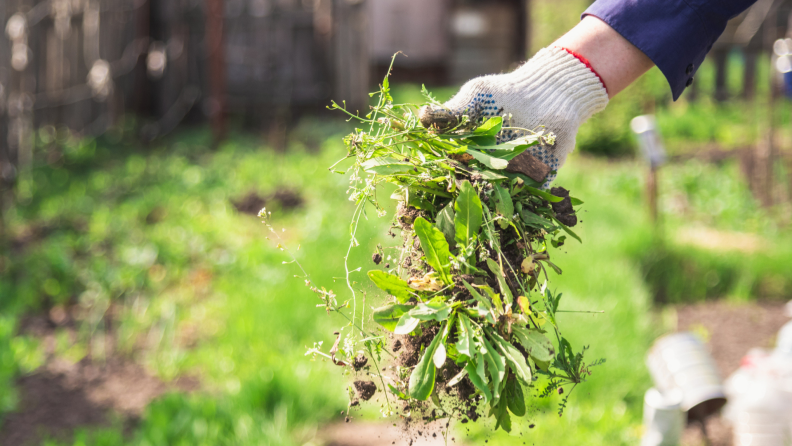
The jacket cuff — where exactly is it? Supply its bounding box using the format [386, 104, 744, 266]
[583, 0, 716, 101]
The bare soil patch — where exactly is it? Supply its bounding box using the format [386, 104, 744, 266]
[2, 313, 199, 446]
[0, 357, 197, 446]
[675, 300, 790, 446]
[232, 188, 304, 215]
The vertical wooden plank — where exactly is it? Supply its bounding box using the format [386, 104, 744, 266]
[333, 0, 368, 116]
[712, 47, 729, 102]
[205, 0, 227, 142]
[742, 48, 757, 100]
[133, 0, 151, 117]
[522, 0, 531, 58]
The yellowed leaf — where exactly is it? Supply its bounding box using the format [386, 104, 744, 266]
[516, 296, 531, 314]
[407, 273, 443, 292]
[520, 257, 534, 274]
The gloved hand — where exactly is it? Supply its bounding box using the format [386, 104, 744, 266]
[420, 47, 608, 187]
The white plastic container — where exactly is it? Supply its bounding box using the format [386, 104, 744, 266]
[724, 347, 792, 446]
[731, 372, 790, 446]
[641, 387, 684, 446]
[646, 332, 726, 418]
[774, 320, 792, 357]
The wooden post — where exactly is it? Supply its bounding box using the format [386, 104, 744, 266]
[333, 0, 369, 116]
[205, 0, 227, 142]
[133, 0, 151, 117]
[742, 48, 757, 100]
[755, 7, 778, 207]
[647, 164, 659, 225]
[713, 47, 729, 102]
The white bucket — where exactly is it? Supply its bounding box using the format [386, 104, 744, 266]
[641, 387, 684, 446]
[646, 332, 726, 419]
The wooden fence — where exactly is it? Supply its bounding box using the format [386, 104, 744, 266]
[0, 0, 369, 187]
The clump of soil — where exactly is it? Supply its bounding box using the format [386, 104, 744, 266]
[549, 186, 577, 227]
[353, 354, 368, 370]
[396, 325, 440, 369]
[396, 203, 423, 230]
[353, 380, 377, 401]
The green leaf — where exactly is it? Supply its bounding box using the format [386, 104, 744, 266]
[465, 135, 497, 146]
[477, 170, 508, 182]
[394, 314, 420, 335]
[464, 358, 492, 403]
[492, 185, 514, 229]
[486, 259, 513, 306]
[413, 217, 453, 285]
[409, 302, 453, 322]
[388, 383, 410, 400]
[361, 157, 416, 175]
[408, 322, 446, 400]
[570, 197, 584, 206]
[456, 313, 476, 358]
[473, 116, 503, 136]
[488, 329, 532, 386]
[467, 149, 509, 170]
[480, 334, 505, 402]
[512, 326, 554, 362]
[519, 209, 557, 231]
[372, 304, 413, 331]
[454, 181, 483, 246]
[504, 375, 526, 417]
[436, 203, 456, 247]
[554, 218, 582, 244]
[526, 186, 564, 202]
[470, 135, 540, 161]
[494, 399, 512, 432]
[368, 271, 414, 303]
[407, 194, 436, 212]
[462, 280, 492, 311]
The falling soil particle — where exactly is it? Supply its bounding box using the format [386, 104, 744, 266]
[353, 381, 377, 401]
[392, 340, 402, 352]
[372, 253, 383, 265]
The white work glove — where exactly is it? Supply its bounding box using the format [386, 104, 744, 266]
[421, 47, 608, 187]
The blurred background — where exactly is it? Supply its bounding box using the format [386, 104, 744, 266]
[1, 0, 792, 445]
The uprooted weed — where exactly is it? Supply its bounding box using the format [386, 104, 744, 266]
[269, 59, 605, 436]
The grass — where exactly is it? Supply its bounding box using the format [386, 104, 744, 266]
[2, 84, 792, 445]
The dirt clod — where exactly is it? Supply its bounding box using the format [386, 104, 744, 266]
[353, 380, 377, 401]
[549, 187, 577, 227]
[372, 253, 383, 265]
[353, 354, 368, 371]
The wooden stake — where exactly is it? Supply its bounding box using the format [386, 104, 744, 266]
[205, 0, 227, 143]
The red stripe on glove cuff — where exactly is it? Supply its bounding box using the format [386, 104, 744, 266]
[556, 47, 608, 94]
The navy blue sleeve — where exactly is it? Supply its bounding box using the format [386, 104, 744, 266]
[583, 0, 757, 100]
